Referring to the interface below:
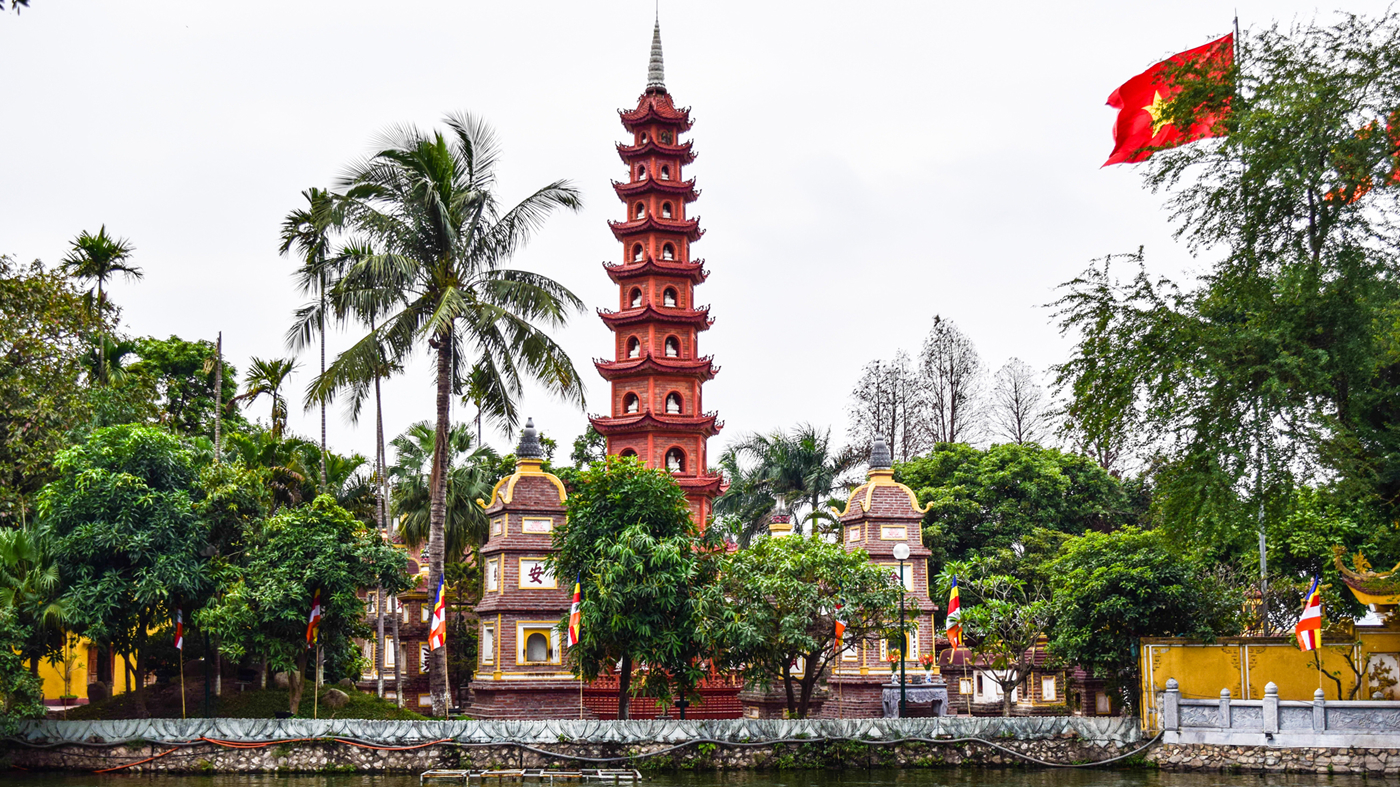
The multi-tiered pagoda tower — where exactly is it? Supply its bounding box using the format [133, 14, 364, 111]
[591, 21, 723, 526]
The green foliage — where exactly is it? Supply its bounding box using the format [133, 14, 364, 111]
[942, 558, 1051, 716]
[898, 442, 1140, 577]
[1045, 527, 1242, 710]
[715, 424, 860, 546]
[1055, 13, 1400, 554]
[701, 534, 909, 718]
[196, 496, 408, 713]
[390, 421, 498, 560]
[0, 256, 102, 527]
[0, 526, 67, 672]
[549, 455, 714, 717]
[36, 424, 210, 713]
[230, 357, 298, 438]
[0, 609, 46, 734]
[129, 335, 242, 439]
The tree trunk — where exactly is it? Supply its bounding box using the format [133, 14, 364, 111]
[259, 655, 267, 690]
[214, 639, 222, 697]
[392, 596, 403, 707]
[427, 338, 452, 717]
[318, 276, 328, 490]
[375, 365, 387, 699]
[376, 587, 386, 698]
[1002, 680, 1013, 717]
[289, 650, 308, 715]
[133, 641, 149, 718]
[213, 332, 222, 460]
[797, 657, 817, 719]
[617, 653, 633, 720]
[783, 668, 796, 718]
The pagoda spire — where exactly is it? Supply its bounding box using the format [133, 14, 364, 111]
[646, 18, 666, 92]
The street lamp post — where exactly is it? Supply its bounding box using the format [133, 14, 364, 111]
[893, 542, 910, 718]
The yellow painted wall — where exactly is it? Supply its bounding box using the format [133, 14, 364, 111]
[29, 639, 138, 703]
[1140, 628, 1400, 730]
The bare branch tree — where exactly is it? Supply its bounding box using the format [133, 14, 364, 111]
[919, 315, 984, 445]
[989, 358, 1053, 445]
[845, 351, 928, 463]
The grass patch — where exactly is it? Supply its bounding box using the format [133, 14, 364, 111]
[64, 684, 426, 721]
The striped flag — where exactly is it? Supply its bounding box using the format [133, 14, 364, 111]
[1296, 577, 1323, 651]
[429, 575, 447, 651]
[833, 597, 848, 652]
[305, 588, 322, 647]
[174, 609, 184, 651]
[945, 576, 962, 649]
[567, 579, 581, 648]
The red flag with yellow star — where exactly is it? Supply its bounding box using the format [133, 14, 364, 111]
[1104, 33, 1234, 166]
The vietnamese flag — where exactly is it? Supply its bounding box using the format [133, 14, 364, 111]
[1104, 33, 1234, 166]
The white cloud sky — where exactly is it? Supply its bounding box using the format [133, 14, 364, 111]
[1, 0, 1382, 463]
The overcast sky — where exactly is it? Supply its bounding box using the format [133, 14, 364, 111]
[1, 1, 1386, 464]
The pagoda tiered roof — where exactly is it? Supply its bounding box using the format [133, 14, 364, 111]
[612, 177, 700, 203]
[594, 352, 718, 381]
[589, 410, 723, 438]
[617, 138, 696, 166]
[597, 303, 713, 330]
[676, 472, 725, 495]
[603, 255, 708, 284]
[619, 92, 693, 132]
[609, 215, 703, 243]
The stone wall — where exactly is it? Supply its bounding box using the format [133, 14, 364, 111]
[6, 717, 1144, 773]
[1148, 743, 1400, 774]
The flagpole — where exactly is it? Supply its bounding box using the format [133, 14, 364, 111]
[314, 643, 320, 720]
[180, 658, 186, 720]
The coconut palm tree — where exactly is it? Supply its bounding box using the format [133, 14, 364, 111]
[719, 424, 863, 538]
[325, 112, 585, 716]
[230, 357, 298, 438]
[60, 226, 141, 379]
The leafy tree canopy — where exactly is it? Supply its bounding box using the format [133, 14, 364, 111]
[0, 609, 46, 735]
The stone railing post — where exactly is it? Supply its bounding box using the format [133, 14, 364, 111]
[1263, 682, 1279, 733]
[1313, 688, 1326, 731]
[1220, 688, 1232, 728]
[1163, 678, 1180, 731]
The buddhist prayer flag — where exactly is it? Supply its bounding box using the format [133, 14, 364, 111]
[567, 579, 582, 648]
[833, 597, 848, 652]
[429, 575, 447, 651]
[1296, 577, 1323, 651]
[174, 609, 183, 651]
[1104, 33, 1234, 166]
[305, 589, 322, 647]
[945, 577, 962, 649]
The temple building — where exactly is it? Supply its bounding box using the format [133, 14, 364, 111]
[590, 20, 724, 528]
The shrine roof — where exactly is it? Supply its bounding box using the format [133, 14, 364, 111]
[598, 303, 712, 330]
[609, 215, 703, 242]
[588, 410, 723, 437]
[612, 177, 700, 203]
[594, 353, 718, 381]
[603, 255, 708, 284]
[617, 139, 696, 165]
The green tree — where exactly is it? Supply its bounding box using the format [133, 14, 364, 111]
[35, 425, 210, 716]
[230, 357, 298, 438]
[940, 560, 1051, 717]
[59, 226, 140, 381]
[0, 256, 101, 527]
[327, 112, 585, 716]
[716, 424, 860, 541]
[0, 609, 46, 735]
[390, 421, 498, 561]
[701, 534, 908, 718]
[0, 526, 67, 675]
[549, 456, 714, 718]
[198, 496, 408, 714]
[1046, 527, 1242, 712]
[129, 335, 242, 439]
[899, 442, 1139, 577]
[1053, 13, 1400, 558]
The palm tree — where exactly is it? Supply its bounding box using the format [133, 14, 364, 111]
[82, 336, 139, 386]
[389, 421, 498, 562]
[60, 226, 141, 379]
[713, 449, 779, 548]
[326, 112, 585, 716]
[0, 527, 67, 675]
[230, 357, 298, 438]
[281, 188, 342, 489]
[719, 424, 863, 538]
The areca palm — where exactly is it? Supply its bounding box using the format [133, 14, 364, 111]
[0, 527, 67, 674]
[324, 112, 585, 715]
[231, 357, 298, 438]
[61, 225, 141, 379]
[281, 188, 344, 489]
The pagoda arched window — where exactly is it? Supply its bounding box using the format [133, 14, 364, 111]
[626, 337, 641, 359]
[664, 336, 680, 357]
[636, 165, 647, 180]
[620, 448, 637, 458]
[659, 130, 673, 144]
[633, 203, 645, 220]
[639, 132, 649, 144]
[662, 243, 675, 261]
[660, 165, 671, 180]
[623, 393, 640, 414]
[631, 244, 644, 262]
[665, 393, 682, 414]
[665, 448, 685, 472]
[525, 632, 551, 663]
[629, 288, 642, 308]
[662, 202, 673, 219]
[663, 288, 678, 307]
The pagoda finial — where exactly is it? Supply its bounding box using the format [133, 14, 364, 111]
[869, 436, 893, 471]
[517, 418, 545, 460]
[646, 16, 666, 92]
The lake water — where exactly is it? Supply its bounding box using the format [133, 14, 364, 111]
[0, 771, 1389, 787]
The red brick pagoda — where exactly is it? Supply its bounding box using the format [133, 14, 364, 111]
[590, 20, 723, 527]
